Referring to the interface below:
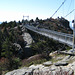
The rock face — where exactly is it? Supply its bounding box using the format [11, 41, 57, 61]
[13, 43, 23, 57]
[5, 64, 74, 75]
[5, 49, 75, 75]
[5, 67, 34, 75]
[13, 43, 22, 50]
[22, 32, 33, 46]
[22, 31, 34, 57]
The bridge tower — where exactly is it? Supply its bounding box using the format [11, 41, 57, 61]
[23, 16, 29, 21]
[73, 16, 75, 51]
[23, 15, 29, 25]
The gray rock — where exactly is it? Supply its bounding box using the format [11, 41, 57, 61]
[22, 32, 33, 46]
[43, 61, 52, 66]
[57, 57, 63, 60]
[62, 55, 71, 62]
[67, 61, 75, 75]
[13, 43, 22, 50]
[13, 43, 23, 57]
[69, 62, 75, 70]
[5, 67, 34, 75]
[68, 69, 74, 75]
[49, 65, 57, 71]
[41, 67, 50, 72]
[54, 61, 68, 66]
[29, 64, 44, 69]
[5, 64, 74, 75]
[49, 51, 57, 57]
[68, 49, 75, 53]
[33, 69, 40, 75]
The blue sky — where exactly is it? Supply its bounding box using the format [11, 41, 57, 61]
[0, 0, 75, 22]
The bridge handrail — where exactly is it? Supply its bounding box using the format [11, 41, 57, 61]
[40, 28, 73, 37]
[25, 25, 73, 38]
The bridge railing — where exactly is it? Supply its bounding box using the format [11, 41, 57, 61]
[25, 25, 73, 46]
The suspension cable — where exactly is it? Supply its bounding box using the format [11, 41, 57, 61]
[64, 9, 75, 17]
[67, 0, 72, 13]
[51, 0, 67, 18]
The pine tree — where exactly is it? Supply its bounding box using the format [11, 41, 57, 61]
[1, 38, 13, 58]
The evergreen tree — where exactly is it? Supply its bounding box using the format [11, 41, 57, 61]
[0, 30, 3, 58]
[1, 38, 13, 58]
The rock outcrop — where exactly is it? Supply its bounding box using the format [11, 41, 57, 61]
[5, 49, 75, 75]
[43, 61, 52, 66]
[54, 61, 68, 66]
[5, 64, 74, 75]
[22, 32, 33, 46]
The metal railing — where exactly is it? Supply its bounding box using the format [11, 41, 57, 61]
[25, 25, 73, 46]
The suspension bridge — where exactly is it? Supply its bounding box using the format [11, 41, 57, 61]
[23, 0, 75, 48]
[24, 24, 73, 47]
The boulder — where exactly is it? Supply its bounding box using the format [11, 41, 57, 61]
[13, 43, 23, 57]
[62, 55, 71, 62]
[49, 51, 57, 57]
[43, 61, 52, 66]
[29, 64, 44, 69]
[67, 61, 75, 75]
[56, 57, 63, 60]
[13, 43, 22, 51]
[49, 65, 57, 71]
[54, 61, 68, 66]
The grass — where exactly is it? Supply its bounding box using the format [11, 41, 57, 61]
[23, 53, 67, 67]
[24, 59, 47, 67]
[22, 53, 68, 67]
[49, 53, 67, 63]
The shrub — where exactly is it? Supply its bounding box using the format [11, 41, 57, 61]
[9, 57, 22, 70]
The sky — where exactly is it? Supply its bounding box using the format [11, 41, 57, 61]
[0, 0, 75, 22]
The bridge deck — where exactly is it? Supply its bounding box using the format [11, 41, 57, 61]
[25, 25, 73, 47]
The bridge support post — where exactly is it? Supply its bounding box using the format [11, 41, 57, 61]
[73, 17, 75, 51]
[22, 16, 24, 25]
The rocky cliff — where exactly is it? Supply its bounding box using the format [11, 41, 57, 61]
[5, 63, 74, 75]
[5, 50, 75, 75]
